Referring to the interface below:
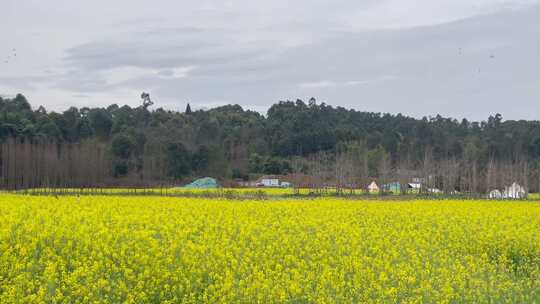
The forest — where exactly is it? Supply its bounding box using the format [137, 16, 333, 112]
[1, 93, 539, 193]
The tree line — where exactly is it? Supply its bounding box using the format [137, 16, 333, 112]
[1, 94, 540, 194]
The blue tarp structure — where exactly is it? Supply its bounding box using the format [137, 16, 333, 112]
[383, 182, 401, 193]
[183, 177, 219, 189]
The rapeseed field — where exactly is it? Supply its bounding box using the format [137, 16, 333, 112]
[0, 195, 538, 303]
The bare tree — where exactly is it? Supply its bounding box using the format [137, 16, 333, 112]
[421, 147, 435, 195]
[378, 151, 392, 196]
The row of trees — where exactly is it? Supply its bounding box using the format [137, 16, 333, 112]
[1, 94, 540, 192]
[0, 138, 109, 189]
[286, 141, 531, 196]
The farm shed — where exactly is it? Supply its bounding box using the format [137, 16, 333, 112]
[368, 181, 379, 193]
[383, 182, 401, 193]
[408, 183, 421, 190]
[255, 175, 292, 188]
[280, 181, 292, 188]
[489, 189, 502, 199]
[260, 178, 280, 187]
[503, 182, 526, 199]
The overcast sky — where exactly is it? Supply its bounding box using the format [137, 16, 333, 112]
[1, 0, 540, 120]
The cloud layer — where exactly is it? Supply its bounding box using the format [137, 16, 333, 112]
[2, 0, 540, 120]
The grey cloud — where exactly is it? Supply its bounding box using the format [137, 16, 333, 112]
[5, 0, 540, 120]
[0, 75, 52, 92]
[59, 4, 540, 120]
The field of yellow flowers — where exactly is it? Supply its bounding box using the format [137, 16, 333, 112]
[0, 195, 539, 303]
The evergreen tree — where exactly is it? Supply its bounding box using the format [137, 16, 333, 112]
[2, 94, 540, 190]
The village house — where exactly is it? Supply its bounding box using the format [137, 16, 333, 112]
[488, 182, 526, 199]
[368, 181, 379, 193]
[255, 175, 292, 188]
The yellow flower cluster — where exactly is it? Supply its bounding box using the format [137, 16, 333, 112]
[0, 195, 538, 303]
[21, 187, 301, 196]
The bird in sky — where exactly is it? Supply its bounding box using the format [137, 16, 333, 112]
[2, 48, 18, 63]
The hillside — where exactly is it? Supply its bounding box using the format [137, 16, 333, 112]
[1, 94, 540, 190]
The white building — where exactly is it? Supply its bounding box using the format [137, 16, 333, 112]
[260, 178, 280, 187]
[280, 181, 292, 188]
[503, 182, 526, 199]
[428, 188, 441, 194]
[368, 181, 379, 193]
[256, 175, 292, 188]
[408, 183, 421, 190]
[488, 189, 502, 199]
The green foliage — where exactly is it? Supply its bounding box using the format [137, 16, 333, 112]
[191, 145, 210, 172]
[113, 161, 129, 177]
[88, 108, 113, 139]
[166, 142, 191, 179]
[3, 94, 540, 183]
[249, 153, 291, 175]
[111, 133, 136, 159]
